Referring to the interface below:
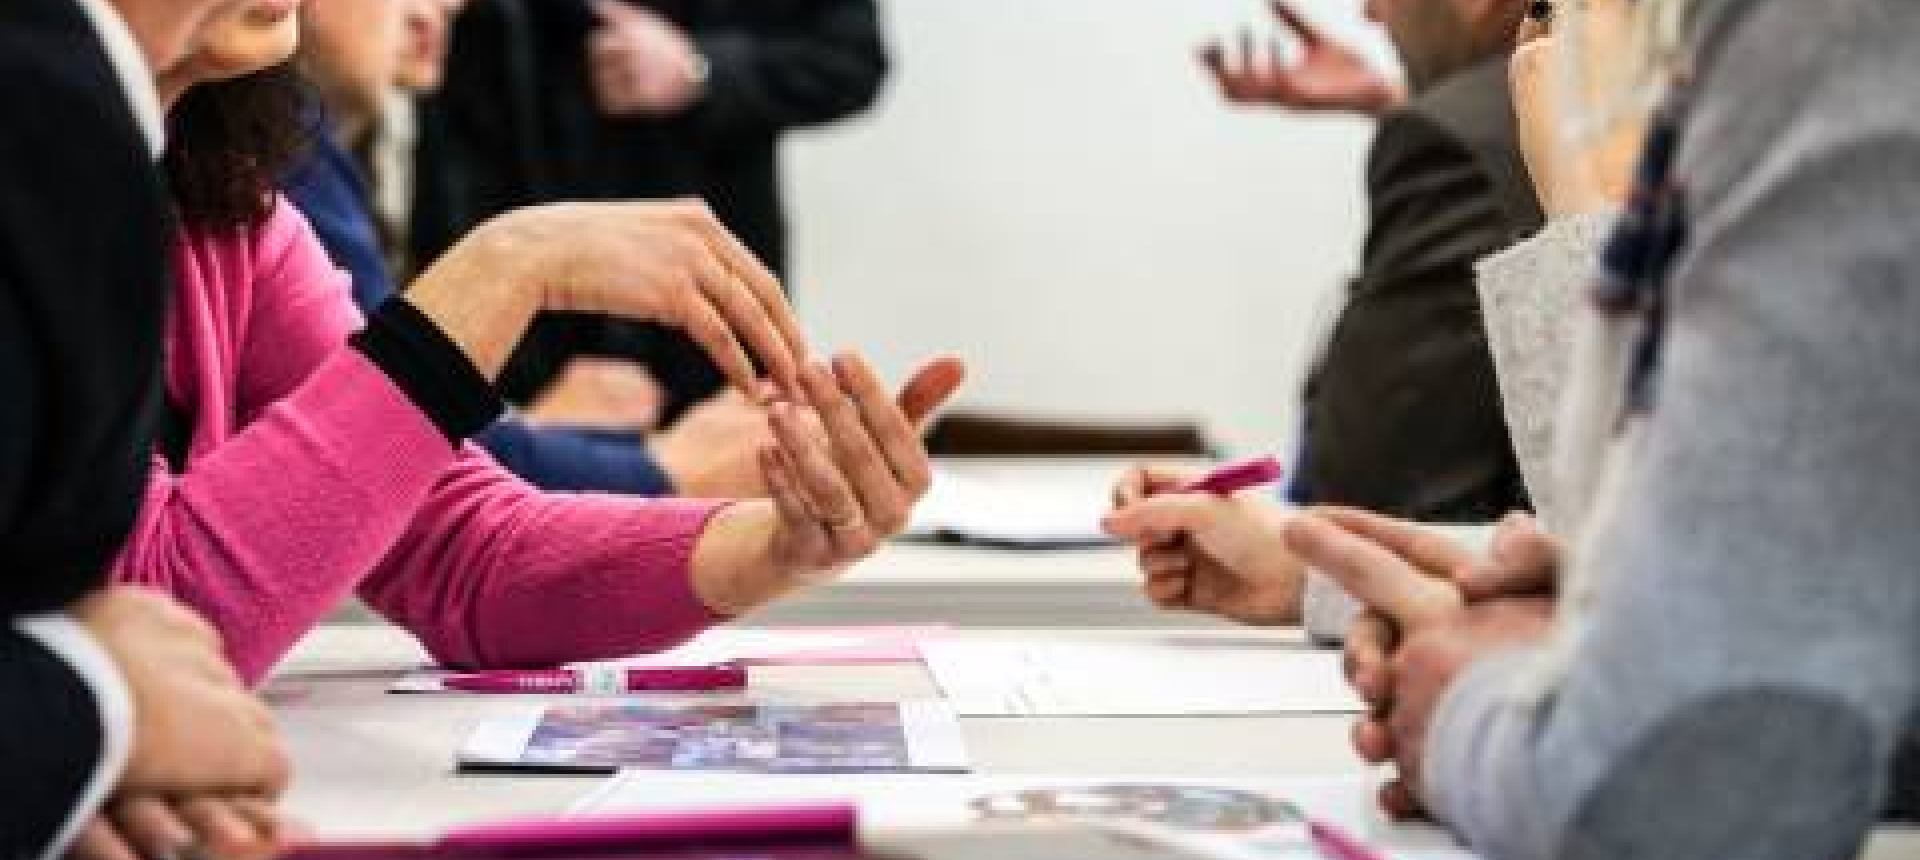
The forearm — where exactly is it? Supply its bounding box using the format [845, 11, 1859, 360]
[357, 457, 731, 669]
[112, 346, 464, 682]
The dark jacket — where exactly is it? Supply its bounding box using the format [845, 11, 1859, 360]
[416, 0, 889, 422]
[284, 131, 676, 496]
[1297, 56, 1544, 522]
[0, 0, 174, 851]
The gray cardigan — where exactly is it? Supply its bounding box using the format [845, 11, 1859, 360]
[1424, 1, 1920, 858]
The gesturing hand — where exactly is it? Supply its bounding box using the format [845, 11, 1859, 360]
[688, 354, 966, 615]
[408, 200, 808, 402]
[1200, 2, 1404, 116]
[1103, 464, 1304, 626]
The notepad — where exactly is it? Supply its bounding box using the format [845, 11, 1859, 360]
[905, 462, 1120, 548]
[458, 701, 969, 774]
[920, 637, 1363, 716]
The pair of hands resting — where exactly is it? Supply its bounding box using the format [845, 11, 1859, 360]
[72, 588, 291, 860]
[1104, 466, 1561, 818]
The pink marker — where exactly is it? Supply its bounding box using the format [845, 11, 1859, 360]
[1178, 456, 1285, 496]
[438, 804, 856, 855]
[441, 665, 747, 694]
[1307, 819, 1392, 860]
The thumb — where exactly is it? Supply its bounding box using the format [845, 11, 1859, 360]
[897, 355, 967, 430]
[1458, 512, 1560, 601]
[591, 0, 639, 25]
[1282, 513, 1462, 629]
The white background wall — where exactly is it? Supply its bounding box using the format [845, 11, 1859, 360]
[783, 0, 1394, 456]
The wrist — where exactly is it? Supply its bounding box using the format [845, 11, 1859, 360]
[404, 212, 548, 380]
[688, 500, 792, 617]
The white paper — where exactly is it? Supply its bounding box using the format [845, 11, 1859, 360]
[920, 637, 1363, 716]
[906, 462, 1120, 547]
[572, 771, 1387, 860]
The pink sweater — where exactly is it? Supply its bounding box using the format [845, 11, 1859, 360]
[112, 198, 727, 682]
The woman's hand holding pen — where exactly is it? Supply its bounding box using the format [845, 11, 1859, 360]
[1102, 465, 1305, 626]
[690, 353, 967, 615]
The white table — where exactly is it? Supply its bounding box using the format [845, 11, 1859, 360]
[268, 624, 1920, 859]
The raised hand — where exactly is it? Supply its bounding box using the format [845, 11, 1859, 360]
[1200, 2, 1404, 116]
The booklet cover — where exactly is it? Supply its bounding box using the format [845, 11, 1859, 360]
[458, 701, 969, 775]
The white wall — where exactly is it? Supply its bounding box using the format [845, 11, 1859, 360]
[784, 0, 1392, 456]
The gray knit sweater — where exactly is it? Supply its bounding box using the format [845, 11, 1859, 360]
[1424, 1, 1920, 858]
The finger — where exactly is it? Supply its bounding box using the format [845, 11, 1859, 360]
[590, 0, 636, 24]
[687, 254, 785, 397]
[836, 354, 950, 497]
[1144, 570, 1193, 608]
[1198, 41, 1228, 74]
[890, 355, 967, 430]
[1101, 493, 1212, 545]
[1141, 546, 1192, 576]
[685, 210, 807, 395]
[216, 798, 287, 860]
[1282, 515, 1462, 628]
[801, 361, 907, 531]
[1343, 613, 1397, 709]
[73, 820, 140, 860]
[1352, 717, 1395, 764]
[1318, 507, 1479, 580]
[762, 445, 819, 524]
[112, 797, 195, 860]
[676, 286, 761, 402]
[180, 797, 263, 860]
[769, 401, 869, 547]
[1269, 0, 1327, 45]
[1380, 779, 1425, 821]
[1458, 512, 1560, 602]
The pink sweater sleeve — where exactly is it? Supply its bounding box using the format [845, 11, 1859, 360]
[115, 200, 725, 682]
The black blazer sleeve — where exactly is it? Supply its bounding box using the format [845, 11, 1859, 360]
[0, 628, 109, 860]
[1299, 108, 1529, 522]
[0, 0, 170, 610]
[682, 0, 890, 141]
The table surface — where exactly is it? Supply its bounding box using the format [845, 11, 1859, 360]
[274, 556, 1920, 860]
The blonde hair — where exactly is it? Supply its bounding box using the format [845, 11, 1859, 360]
[1556, 0, 1696, 145]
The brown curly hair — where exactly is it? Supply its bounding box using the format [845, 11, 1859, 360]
[162, 63, 312, 232]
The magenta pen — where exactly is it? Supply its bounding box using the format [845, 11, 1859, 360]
[1307, 818, 1392, 860]
[441, 665, 747, 694]
[1178, 455, 1285, 497]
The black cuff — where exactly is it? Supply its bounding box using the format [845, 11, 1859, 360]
[351, 297, 502, 445]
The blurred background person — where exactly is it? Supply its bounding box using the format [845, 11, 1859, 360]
[285, 0, 782, 497]
[415, 0, 891, 430]
[1208, 0, 1539, 525]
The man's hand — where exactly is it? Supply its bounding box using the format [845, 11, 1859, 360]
[74, 588, 288, 798]
[588, 0, 705, 117]
[1283, 510, 1559, 817]
[1200, 2, 1404, 116]
[1103, 468, 1304, 626]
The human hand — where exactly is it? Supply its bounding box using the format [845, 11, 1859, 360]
[654, 391, 774, 498]
[524, 357, 666, 432]
[1200, 2, 1403, 116]
[1285, 511, 1558, 818]
[690, 354, 966, 613]
[407, 200, 807, 401]
[588, 0, 704, 117]
[74, 588, 289, 798]
[1102, 470, 1304, 626]
[74, 795, 288, 860]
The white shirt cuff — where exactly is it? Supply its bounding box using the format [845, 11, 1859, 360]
[16, 614, 134, 860]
